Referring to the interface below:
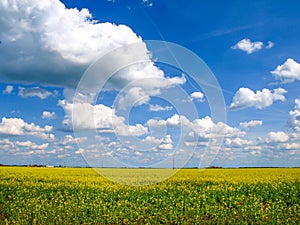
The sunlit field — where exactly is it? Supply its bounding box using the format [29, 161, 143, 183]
[0, 167, 299, 224]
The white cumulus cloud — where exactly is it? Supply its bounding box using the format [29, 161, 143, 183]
[0, 0, 144, 87]
[281, 142, 300, 150]
[231, 38, 273, 54]
[59, 100, 148, 136]
[141, 134, 173, 151]
[0, 138, 15, 150]
[190, 91, 205, 102]
[42, 111, 56, 119]
[229, 87, 287, 110]
[117, 87, 155, 110]
[271, 58, 300, 83]
[240, 120, 263, 129]
[142, 136, 163, 145]
[0, 0, 185, 103]
[116, 73, 186, 110]
[0, 117, 54, 140]
[158, 135, 173, 150]
[289, 98, 300, 131]
[146, 114, 245, 140]
[267, 131, 289, 143]
[60, 135, 87, 145]
[225, 137, 253, 148]
[0, 0, 188, 127]
[15, 141, 49, 150]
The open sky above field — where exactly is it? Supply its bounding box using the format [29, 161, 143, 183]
[0, 0, 299, 168]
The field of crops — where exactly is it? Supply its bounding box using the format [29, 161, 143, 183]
[0, 167, 299, 224]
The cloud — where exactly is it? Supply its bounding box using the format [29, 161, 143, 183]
[141, 134, 173, 150]
[281, 142, 300, 150]
[229, 87, 287, 110]
[290, 132, 300, 141]
[0, 117, 55, 140]
[225, 137, 253, 148]
[289, 98, 300, 131]
[0, 139, 15, 151]
[271, 58, 300, 83]
[18, 87, 52, 99]
[142, 0, 153, 7]
[240, 120, 263, 129]
[142, 136, 163, 145]
[267, 131, 289, 143]
[117, 87, 154, 110]
[190, 91, 205, 102]
[0, 0, 187, 116]
[60, 135, 87, 145]
[219, 128, 300, 163]
[158, 135, 173, 150]
[70, 113, 245, 163]
[146, 118, 167, 127]
[266, 41, 274, 49]
[3, 85, 13, 94]
[0, 0, 144, 87]
[15, 141, 49, 150]
[0, 139, 50, 157]
[59, 100, 148, 136]
[231, 38, 273, 54]
[146, 114, 245, 140]
[116, 73, 186, 110]
[165, 114, 182, 127]
[42, 111, 56, 119]
[149, 104, 173, 112]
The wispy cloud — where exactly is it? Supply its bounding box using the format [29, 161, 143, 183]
[2, 85, 13, 94]
[185, 24, 256, 43]
[18, 87, 52, 99]
[149, 104, 173, 112]
[142, 0, 153, 7]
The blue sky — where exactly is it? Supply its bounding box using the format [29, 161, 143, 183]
[0, 0, 299, 167]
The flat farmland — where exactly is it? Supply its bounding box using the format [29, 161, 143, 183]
[0, 167, 299, 224]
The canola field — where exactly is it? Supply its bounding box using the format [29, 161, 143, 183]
[0, 167, 299, 224]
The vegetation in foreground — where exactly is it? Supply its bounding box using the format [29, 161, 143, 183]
[0, 167, 299, 224]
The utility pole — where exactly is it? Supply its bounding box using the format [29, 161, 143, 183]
[172, 157, 175, 170]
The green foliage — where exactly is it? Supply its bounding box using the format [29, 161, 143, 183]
[0, 167, 299, 224]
